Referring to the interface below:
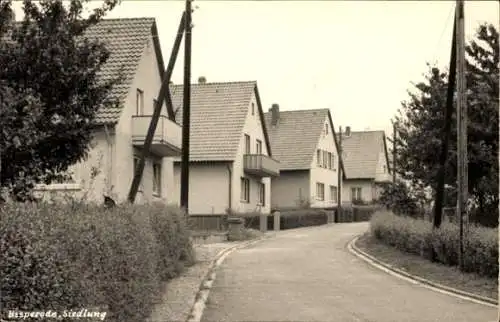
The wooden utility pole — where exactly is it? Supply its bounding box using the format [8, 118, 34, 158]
[433, 13, 457, 229]
[456, 0, 468, 271]
[392, 122, 397, 184]
[337, 126, 342, 222]
[180, 0, 193, 213]
[128, 12, 186, 203]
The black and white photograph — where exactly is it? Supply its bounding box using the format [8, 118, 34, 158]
[0, 0, 499, 321]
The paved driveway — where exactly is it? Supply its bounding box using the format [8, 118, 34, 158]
[202, 223, 497, 322]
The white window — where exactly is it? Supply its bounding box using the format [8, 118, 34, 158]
[351, 187, 362, 202]
[322, 151, 327, 168]
[331, 153, 336, 170]
[317, 149, 321, 166]
[327, 152, 332, 169]
[136, 89, 144, 115]
[325, 123, 329, 135]
[259, 182, 265, 206]
[256, 139, 262, 155]
[244, 134, 251, 154]
[241, 177, 250, 202]
[153, 162, 162, 196]
[251, 102, 255, 115]
[330, 185, 338, 203]
[316, 182, 325, 201]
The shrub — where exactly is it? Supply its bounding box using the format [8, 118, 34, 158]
[0, 200, 194, 322]
[377, 182, 422, 218]
[337, 205, 382, 223]
[240, 209, 328, 230]
[148, 203, 195, 280]
[370, 211, 498, 278]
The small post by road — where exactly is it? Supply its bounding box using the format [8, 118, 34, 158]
[455, 0, 468, 271]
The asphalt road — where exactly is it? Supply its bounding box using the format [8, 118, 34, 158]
[201, 222, 497, 322]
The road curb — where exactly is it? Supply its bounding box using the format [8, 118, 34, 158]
[185, 235, 271, 322]
[347, 234, 498, 308]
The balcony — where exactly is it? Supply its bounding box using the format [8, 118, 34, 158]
[243, 154, 280, 177]
[132, 115, 182, 157]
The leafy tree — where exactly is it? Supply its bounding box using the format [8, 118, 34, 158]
[0, 0, 121, 200]
[378, 181, 422, 218]
[391, 23, 499, 226]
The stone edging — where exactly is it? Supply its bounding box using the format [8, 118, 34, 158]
[185, 235, 271, 322]
[347, 234, 498, 308]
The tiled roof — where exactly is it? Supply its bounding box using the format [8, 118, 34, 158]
[83, 18, 159, 124]
[7, 18, 160, 124]
[341, 131, 389, 179]
[264, 108, 347, 176]
[264, 109, 329, 170]
[171, 81, 265, 161]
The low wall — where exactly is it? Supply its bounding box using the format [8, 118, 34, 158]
[190, 231, 228, 244]
[188, 214, 228, 231]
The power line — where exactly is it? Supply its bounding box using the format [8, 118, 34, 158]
[432, 3, 455, 65]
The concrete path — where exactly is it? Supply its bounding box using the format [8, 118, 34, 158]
[202, 223, 497, 322]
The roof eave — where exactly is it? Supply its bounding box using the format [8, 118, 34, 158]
[345, 177, 375, 181]
[327, 110, 348, 180]
[382, 132, 392, 174]
[254, 84, 274, 157]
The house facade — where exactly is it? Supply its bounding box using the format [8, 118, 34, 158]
[34, 18, 182, 204]
[170, 80, 279, 215]
[341, 129, 391, 204]
[264, 106, 346, 210]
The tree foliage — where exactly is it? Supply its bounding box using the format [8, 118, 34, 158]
[0, 0, 121, 200]
[378, 181, 422, 218]
[391, 23, 499, 226]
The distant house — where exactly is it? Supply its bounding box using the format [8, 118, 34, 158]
[264, 106, 346, 209]
[35, 18, 182, 204]
[341, 129, 391, 204]
[170, 80, 280, 215]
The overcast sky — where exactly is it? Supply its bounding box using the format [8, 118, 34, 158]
[12, 1, 500, 136]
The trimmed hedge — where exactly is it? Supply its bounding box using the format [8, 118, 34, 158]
[0, 201, 194, 322]
[242, 208, 328, 230]
[337, 205, 382, 223]
[370, 211, 498, 278]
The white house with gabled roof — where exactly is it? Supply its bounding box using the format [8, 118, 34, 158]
[264, 106, 346, 210]
[170, 79, 280, 215]
[341, 129, 392, 204]
[34, 17, 182, 204]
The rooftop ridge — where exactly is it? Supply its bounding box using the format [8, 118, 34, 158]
[346, 130, 386, 134]
[172, 80, 257, 86]
[264, 108, 329, 114]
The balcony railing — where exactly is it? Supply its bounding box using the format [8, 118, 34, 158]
[243, 154, 280, 177]
[132, 115, 182, 157]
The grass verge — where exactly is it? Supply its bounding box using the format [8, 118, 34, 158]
[355, 233, 498, 301]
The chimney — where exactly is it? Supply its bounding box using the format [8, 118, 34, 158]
[271, 104, 280, 126]
[345, 126, 351, 137]
[198, 76, 206, 84]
